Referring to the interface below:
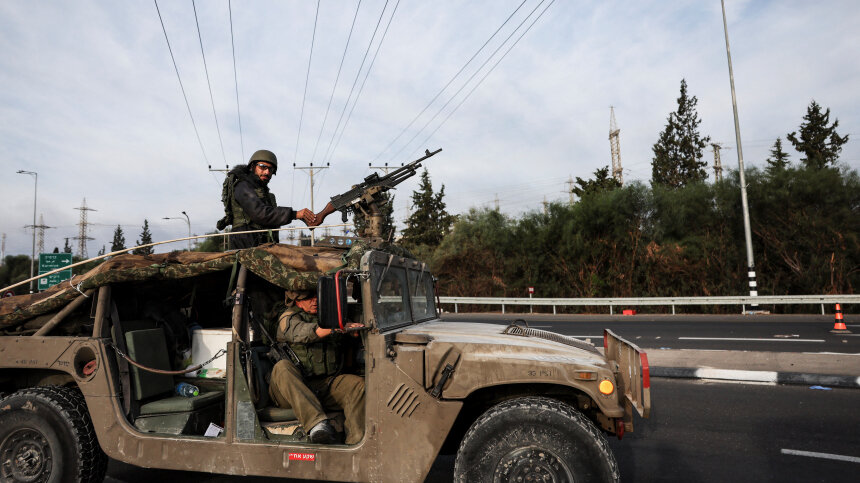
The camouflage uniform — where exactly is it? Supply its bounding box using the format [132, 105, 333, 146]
[268, 306, 365, 445]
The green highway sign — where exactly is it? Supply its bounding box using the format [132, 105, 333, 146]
[38, 253, 73, 291]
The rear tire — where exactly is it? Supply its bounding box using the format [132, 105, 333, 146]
[0, 385, 108, 483]
[454, 396, 619, 483]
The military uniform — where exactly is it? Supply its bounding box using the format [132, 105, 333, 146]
[268, 307, 365, 445]
[218, 150, 298, 249]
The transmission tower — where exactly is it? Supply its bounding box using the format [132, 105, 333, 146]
[73, 198, 96, 258]
[32, 214, 54, 254]
[609, 106, 623, 185]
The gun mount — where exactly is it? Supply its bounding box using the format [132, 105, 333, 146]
[321, 148, 442, 240]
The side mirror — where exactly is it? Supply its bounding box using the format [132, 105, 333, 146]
[317, 274, 347, 330]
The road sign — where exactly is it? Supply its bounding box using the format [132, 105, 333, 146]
[528, 286, 534, 294]
[38, 253, 73, 291]
[2, 291, 14, 298]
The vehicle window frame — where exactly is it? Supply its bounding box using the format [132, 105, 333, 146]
[371, 263, 413, 331]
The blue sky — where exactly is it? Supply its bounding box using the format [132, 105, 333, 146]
[1, 0, 858, 257]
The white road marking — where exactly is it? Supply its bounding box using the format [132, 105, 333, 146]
[801, 352, 860, 356]
[696, 368, 778, 383]
[781, 449, 860, 464]
[679, 337, 824, 342]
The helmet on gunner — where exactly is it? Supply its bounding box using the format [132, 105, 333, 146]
[284, 289, 315, 306]
[248, 149, 278, 174]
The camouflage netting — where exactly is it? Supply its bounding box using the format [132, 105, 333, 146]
[0, 244, 350, 329]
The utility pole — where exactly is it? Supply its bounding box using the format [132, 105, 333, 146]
[294, 162, 329, 246]
[566, 176, 575, 204]
[711, 143, 724, 182]
[16, 170, 37, 293]
[542, 196, 549, 215]
[494, 194, 500, 211]
[721, 0, 758, 311]
[1, 233, 6, 267]
[73, 198, 96, 259]
[609, 107, 623, 185]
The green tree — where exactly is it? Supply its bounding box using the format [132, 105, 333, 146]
[651, 79, 711, 188]
[571, 166, 622, 199]
[765, 137, 790, 174]
[402, 169, 455, 250]
[353, 192, 396, 241]
[133, 219, 154, 255]
[110, 225, 126, 252]
[786, 100, 850, 169]
[0, 255, 32, 295]
[63, 238, 72, 254]
[194, 232, 226, 252]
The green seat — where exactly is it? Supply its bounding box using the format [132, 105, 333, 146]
[125, 328, 224, 434]
[140, 391, 224, 415]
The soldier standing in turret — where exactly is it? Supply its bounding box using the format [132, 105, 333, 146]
[217, 150, 315, 249]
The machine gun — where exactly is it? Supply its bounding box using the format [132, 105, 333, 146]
[315, 148, 442, 239]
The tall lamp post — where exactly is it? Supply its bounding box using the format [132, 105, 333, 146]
[16, 170, 37, 293]
[721, 0, 758, 310]
[163, 212, 192, 250]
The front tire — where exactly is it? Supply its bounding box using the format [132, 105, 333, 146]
[0, 385, 107, 483]
[454, 396, 619, 483]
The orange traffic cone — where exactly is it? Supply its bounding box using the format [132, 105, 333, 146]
[831, 303, 850, 333]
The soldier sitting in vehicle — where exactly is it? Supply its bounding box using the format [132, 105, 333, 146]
[267, 290, 365, 444]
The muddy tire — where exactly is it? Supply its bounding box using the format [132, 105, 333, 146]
[0, 385, 108, 483]
[454, 396, 619, 483]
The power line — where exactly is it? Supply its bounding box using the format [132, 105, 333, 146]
[228, 0, 245, 162]
[153, 0, 211, 171]
[320, 0, 391, 166]
[309, 0, 363, 165]
[390, 0, 551, 163]
[192, 0, 229, 166]
[411, 0, 555, 157]
[372, 0, 529, 164]
[325, 0, 401, 166]
[294, 0, 321, 165]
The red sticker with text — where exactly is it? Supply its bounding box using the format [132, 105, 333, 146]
[289, 452, 316, 462]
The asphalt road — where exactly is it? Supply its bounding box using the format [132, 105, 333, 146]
[440, 313, 860, 353]
[105, 378, 860, 482]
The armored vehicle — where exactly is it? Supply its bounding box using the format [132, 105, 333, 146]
[0, 151, 649, 482]
[0, 239, 649, 482]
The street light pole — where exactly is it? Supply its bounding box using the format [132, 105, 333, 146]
[721, 0, 758, 310]
[181, 211, 191, 250]
[163, 214, 191, 251]
[16, 170, 37, 293]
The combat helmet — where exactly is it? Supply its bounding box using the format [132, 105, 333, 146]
[248, 149, 278, 174]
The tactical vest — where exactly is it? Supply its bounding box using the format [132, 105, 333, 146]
[285, 310, 342, 378]
[216, 171, 278, 231]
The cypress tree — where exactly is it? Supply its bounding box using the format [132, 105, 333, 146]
[63, 238, 72, 254]
[786, 100, 850, 169]
[765, 137, 790, 174]
[133, 220, 154, 255]
[110, 225, 126, 252]
[651, 79, 711, 188]
[402, 169, 455, 248]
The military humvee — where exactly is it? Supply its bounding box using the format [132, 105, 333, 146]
[0, 237, 650, 483]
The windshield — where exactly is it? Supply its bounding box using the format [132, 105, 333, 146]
[371, 262, 437, 330]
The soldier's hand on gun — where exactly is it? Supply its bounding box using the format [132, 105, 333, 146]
[296, 208, 316, 226]
[309, 202, 336, 227]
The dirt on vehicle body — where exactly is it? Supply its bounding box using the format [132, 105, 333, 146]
[0, 239, 650, 483]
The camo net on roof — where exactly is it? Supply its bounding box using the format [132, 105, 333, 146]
[0, 244, 355, 328]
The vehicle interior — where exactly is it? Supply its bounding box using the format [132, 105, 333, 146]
[108, 268, 366, 443]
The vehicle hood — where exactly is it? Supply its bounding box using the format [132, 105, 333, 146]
[396, 320, 620, 408]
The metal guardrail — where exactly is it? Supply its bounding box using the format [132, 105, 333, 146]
[438, 295, 860, 315]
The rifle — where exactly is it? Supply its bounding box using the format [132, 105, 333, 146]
[315, 148, 442, 237]
[248, 312, 307, 377]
